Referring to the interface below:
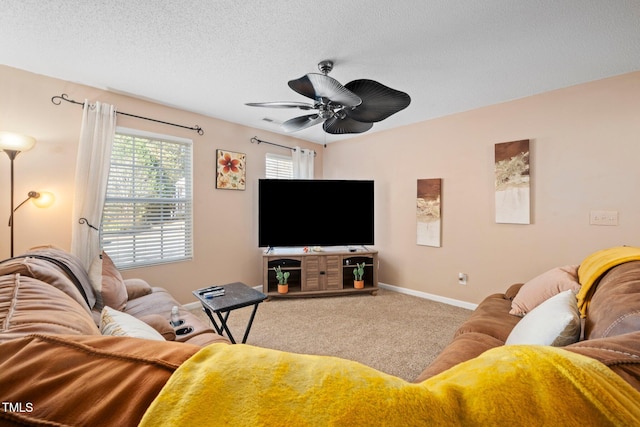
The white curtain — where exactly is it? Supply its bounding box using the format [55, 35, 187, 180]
[292, 146, 315, 179]
[71, 101, 116, 289]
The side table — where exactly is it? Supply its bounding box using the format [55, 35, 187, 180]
[192, 282, 267, 344]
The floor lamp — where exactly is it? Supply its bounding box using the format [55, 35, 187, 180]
[0, 131, 37, 257]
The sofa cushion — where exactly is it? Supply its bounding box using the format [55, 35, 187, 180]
[509, 265, 580, 316]
[506, 290, 581, 346]
[100, 251, 128, 310]
[0, 256, 91, 313]
[27, 246, 98, 310]
[125, 278, 154, 300]
[124, 287, 179, 318]
[0, 334, 200, 426]
[0, 274, 99, 343]
[584, 260, 640, 339]
[100, 306, 165, 341]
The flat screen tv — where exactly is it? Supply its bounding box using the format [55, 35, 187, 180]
[258, 179, 374, 248]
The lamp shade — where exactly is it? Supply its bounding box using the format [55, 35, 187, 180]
[32, 191, 55, 208]
[0, 131, 36, 152]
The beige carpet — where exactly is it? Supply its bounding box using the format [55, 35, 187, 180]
[190, 288, 471, 381]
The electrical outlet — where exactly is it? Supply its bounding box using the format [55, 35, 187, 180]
[458, 273, 468, 285]
[589, 210, 618, 226]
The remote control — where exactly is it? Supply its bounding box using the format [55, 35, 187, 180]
[199, 285, 223, 294]
[204, 290, 225, 299]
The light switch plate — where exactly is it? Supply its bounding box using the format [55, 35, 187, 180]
[589, 210, 618, 226]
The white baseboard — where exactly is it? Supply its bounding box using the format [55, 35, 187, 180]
[185, 284, 477, 311]
[378, 282, 478, 311]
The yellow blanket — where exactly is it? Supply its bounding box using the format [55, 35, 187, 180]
[140, 343, 640, 426]
[576, 246, 640, 316]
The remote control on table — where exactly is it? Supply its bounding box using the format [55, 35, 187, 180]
[199, 285, 222, 294]
[203, 289, 225, 298]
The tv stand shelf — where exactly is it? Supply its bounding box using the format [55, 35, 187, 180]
[263, 247, 378, 298]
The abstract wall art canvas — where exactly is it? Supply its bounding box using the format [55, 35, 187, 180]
[216, 149, 246, 190]
[494, 140, 530, 224]
[417, 178, 442, 247]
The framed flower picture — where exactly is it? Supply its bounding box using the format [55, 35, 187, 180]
[216, 149, 246, 190]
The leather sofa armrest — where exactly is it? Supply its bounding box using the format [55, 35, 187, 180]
[124, 278, 153, 300]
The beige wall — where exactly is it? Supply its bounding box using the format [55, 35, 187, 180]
[2, 65, 639, 305]
[0, 65, 321, 303]
[324, 72, 640, 303]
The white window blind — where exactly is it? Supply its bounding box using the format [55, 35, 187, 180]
[266, 153, 293, 179]
[101, 129, 193, 269]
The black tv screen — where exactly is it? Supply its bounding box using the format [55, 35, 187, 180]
[258, 179, 374, 248]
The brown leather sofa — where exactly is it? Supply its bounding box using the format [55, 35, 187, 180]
[0, 247, 231, 425]
[0, 246, 228, 346]
[415, 260, 640, 392]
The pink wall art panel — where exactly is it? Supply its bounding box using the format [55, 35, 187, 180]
[494, 140, 530, 224]
[417, 178, 442, 247]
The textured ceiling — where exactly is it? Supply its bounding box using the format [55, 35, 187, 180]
[2, 1, 640, 144]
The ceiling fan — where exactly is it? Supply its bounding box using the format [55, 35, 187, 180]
[246, 60, 411, 134]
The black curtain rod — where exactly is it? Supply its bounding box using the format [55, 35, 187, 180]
[51, 93, 204, 135]
[250, 136, 316, 156]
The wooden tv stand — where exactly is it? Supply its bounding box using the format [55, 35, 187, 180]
[262, 247, 378, 298]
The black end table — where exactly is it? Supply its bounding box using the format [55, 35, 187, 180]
[193, 282, 267, 344]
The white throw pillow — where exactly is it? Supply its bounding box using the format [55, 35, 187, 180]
[100, 306, 165, 341]
[506, 290, 581, 346]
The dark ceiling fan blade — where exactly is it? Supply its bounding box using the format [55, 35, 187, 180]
[323, 116, 374, 134]
[344, 79, 411, 123]
[281, 114, 324, 132]
[288, 73, 361, 107]
[245, 101, 316, 110]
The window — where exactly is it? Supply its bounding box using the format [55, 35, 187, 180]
[101, 128, 193, 269]
[265, 153, 293, 179]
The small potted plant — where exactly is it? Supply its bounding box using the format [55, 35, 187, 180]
[274, 265, 290, 294]
[353, 262, 365, 289]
